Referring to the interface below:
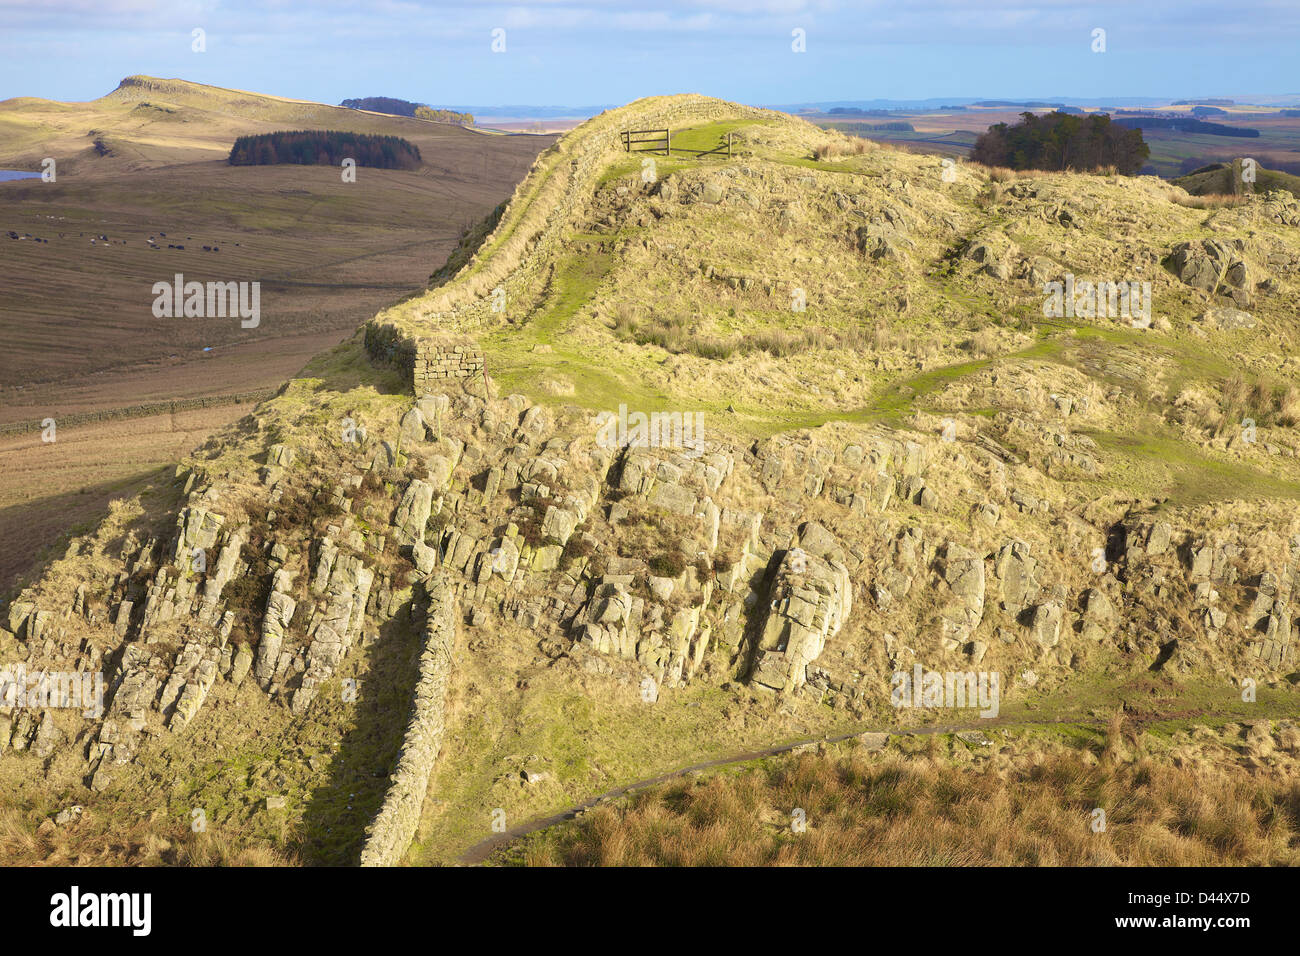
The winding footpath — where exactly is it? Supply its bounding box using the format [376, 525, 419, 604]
[455, 705, 1266, 864]
[456, 715, 1098, 864]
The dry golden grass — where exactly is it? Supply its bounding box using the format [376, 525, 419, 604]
[983, 165, 1034, 183]
[611, 302, 884, 362]
[1202, 371, 1300, 437]
[0, 805, 297, 866]
[979, 163, 1120, 182]
[965, 326, 1002, 358]
[512, 721, 1300, 866]
[1171, 192, 1250, 210]
[1278, 386, 1300, 428]
[811, 137, 869, 162]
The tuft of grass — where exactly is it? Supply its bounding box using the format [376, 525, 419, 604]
[811, 137, 868, 162]
[0, 804, 297, 866]
[964, 326, 1002, 358]
[1171, 193, 1249, 210]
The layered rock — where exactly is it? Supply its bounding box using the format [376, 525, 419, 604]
[750, 522, 852, 694]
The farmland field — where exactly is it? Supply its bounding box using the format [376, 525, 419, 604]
[819, 105, 1300, 177]
[0, 77, 555, 595]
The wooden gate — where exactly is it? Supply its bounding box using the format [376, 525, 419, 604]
[621, 128, 670, 155]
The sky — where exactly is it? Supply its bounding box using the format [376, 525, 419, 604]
[1, 0, 1298, 109]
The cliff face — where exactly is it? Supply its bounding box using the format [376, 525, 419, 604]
[4, 94, 1300, 864]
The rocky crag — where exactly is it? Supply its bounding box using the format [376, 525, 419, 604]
[4, 94, 1300, 864]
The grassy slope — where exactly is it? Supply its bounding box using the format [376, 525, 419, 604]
[394, 103, 1300, 510]
[1173, 161, 1300, 199]
[493, 715, 1300, 866]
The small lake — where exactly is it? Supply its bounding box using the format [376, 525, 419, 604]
[0, 170, 42, 181]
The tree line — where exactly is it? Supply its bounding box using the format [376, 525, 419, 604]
[228, 130, 422, 169]
[972, 111, 1150, 174]
[414, 105, 475, 125]
[340, 96, 474, 125]
[1111, 116, 1259, 138]
[341, 96, 421, 116]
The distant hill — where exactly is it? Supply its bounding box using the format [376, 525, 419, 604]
[972, 100, 1066, 109]
[831, 120, 915, 132]
[826, 107, 896, 117]
[1173, 160, 1300, 199]
[0, 76, 498, 177]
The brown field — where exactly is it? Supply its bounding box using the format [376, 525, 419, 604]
[0, 76, 554, 595]
[0, 404, 257, 594]
[817, 105, 1300, 177]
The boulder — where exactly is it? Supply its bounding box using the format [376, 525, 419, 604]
[400, 406, 427, 444]
[750, 531, 851, 693]
[230, 645, 253, 686]
[699, 181, 725, 204]
[995, 541, 1039, 614]
[940, 542, 986, 642]
[1201, 306, 1255, 330]
[393, 479, 434, 547]
[540, 506, 578, 546]
[1029, 602, 1063, 649]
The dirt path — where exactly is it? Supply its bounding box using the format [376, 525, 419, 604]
[455, 704, 1267, 865]
[455, 715, 1104, 865]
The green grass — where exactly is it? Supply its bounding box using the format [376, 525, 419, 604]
[407, 672, 829, 865]
[669, 119, 766, 155]
[1086, 430, 1300, 506]
[475, 666, 1298, 866]
[476, 239, 1300, 507]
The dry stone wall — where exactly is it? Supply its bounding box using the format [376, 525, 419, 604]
[358, 574, 457, 866]
[414, 339, 484, 393]
[365, 96, 777, 393]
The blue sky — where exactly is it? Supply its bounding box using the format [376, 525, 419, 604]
[1, 0, 1297, 108]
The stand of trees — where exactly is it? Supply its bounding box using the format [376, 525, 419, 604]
[414, 105, 474, 125]
[971, 111, 1149, 174]
[341, 96, 421, 116]
[339, 96, 474, 126]
[228, 130, 422, 169]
